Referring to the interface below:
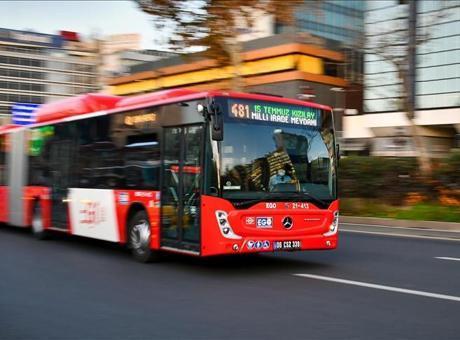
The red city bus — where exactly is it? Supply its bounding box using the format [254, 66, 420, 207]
[0, 89, 339, 261]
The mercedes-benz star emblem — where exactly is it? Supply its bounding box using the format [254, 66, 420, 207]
[282, 216, 293, 229]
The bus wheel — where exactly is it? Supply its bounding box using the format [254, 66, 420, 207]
[31, 201, 48, 240]
[128, 211, 159, 262]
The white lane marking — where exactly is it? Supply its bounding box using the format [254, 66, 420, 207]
[293, 273, 460, 302]
[341, 222, 460, 233]
[435, 257, 460, 262]
[341, 228, 460, 242]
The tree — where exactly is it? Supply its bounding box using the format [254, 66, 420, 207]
[134, 0, 305, 90]
[365, 0, 452, 176]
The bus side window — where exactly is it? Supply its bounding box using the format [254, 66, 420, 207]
[124, 133, 160, 190]
[76, 120, 95, 188]
[94, 115, 122, 189]
[76, 115, 122, 189]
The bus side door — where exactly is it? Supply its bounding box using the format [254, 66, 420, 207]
[161, 125, 203, 252]
[48, 124, 78, 229]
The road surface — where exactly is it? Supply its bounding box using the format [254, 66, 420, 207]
[0, 224, 459, 339]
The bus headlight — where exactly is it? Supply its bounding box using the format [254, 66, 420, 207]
[215, 211, 241, 239]
[324, 211, 339, 236]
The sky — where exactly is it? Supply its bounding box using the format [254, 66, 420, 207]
[0, 0, 159, 49]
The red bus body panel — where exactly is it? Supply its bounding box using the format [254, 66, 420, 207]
[1, 126, 21, 224]
[0, 186, 8, 223]
[23, 186, 51, 228]
[112, 190, 161, 248]
[201, 195, 338, 256]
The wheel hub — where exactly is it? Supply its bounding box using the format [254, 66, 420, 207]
[130, 220, 150, 250]
[32, 207, 43, 233]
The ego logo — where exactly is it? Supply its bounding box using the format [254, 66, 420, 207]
[256, 217, 273, 228]
[79, 202, 106, 226]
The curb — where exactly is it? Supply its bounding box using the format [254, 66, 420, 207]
[341, 216, 460, 232]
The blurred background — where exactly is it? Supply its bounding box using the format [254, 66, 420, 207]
[0, 0, 459, 222]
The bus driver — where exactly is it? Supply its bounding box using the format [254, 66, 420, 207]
[269, 164, 293, 191]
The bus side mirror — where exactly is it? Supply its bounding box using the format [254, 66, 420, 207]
[209, 103, 223, 141]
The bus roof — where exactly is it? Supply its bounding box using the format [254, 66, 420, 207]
[114, 89, 332, 112]
[115, 89, 202, 109]
[207, 91, 332, 111]
[34, 93, 122, 123]
[1, 89, 332, 129]
[0, 124, 21, 134]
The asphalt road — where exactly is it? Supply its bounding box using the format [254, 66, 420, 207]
[0, 224, 459, 340]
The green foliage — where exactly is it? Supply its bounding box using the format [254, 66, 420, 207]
[433, 150, 460, 190]
[394, 203, 460, 223]
[341, 198, 460, 223]
[339, 156, 421, 205]
[340, 198, 396, 218]
[339, 153, 460, 222]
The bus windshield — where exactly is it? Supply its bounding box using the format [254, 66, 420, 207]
[219, 98, 337, 204]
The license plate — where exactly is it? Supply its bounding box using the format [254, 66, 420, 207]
[273, 240, 301, 251]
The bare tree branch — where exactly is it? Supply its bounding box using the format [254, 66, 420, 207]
[364, 1, 455, 175]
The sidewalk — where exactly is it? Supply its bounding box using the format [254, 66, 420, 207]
[341, 216, 460, 231]
[340, 216, 460, 241]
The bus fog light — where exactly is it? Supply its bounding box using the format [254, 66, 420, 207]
[215, 211, 241, 240]
[232, 244, 239, 251]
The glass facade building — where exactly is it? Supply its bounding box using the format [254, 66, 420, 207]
[276, 0, 365, 82]
[277, 0, 365, 46]
[343, 0, 460, 157]
[364, 0, 460, 113]
[417, 0, 460, 110]
[274, 0, 366, 137]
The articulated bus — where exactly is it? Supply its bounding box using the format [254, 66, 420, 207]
[0, 89, 339, 261]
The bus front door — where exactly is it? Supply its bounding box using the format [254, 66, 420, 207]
[161, 125, 203, 252]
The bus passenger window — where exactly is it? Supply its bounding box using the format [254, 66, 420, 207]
[124, 133, 160, 190]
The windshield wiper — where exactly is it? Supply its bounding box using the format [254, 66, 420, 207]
[231, 192, 327, 209]
[232, 197, 275, 208]
[277, 192, 328, 208]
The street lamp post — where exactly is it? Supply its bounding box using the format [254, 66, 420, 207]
[329, 87, 346, 149]
[330, 87, 345, 113]
[297, 85, 316, 101]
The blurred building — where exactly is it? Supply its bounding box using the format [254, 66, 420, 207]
[0, 29, 170, 125]
[108, 32, 348, 119]
[275, 0, 366, 137]
[276, 0, 364, 46]
[107, 49, 176, 77]
[99, 33, 141, 82]
[98, 33, 176, 89]
[236, 8, 275, 42]
[0, 28, 99, 124]
[343, 0, 460, 157]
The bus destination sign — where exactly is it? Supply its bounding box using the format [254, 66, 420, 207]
[228, 99, 320, 127]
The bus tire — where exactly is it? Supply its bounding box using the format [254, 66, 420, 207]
[31, 201, 48, 240]
[128, 210, 159, 263]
